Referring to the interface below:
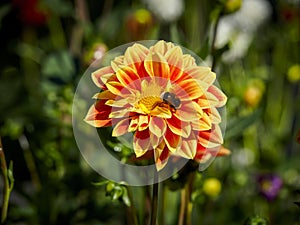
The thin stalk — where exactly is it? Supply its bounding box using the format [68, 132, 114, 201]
[210, 12, 221, 71]
[126, 187, 139, 225]
[178, 172, 196, 225]
[178, 188, 186, 225]
[19, 135, 41, 190]
[0, 137, 14, 224]
[150, 171, 159, 225]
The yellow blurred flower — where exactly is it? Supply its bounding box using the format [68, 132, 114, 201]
[287, 64, 300, 83]
[224, 0, 242, 14]
[244, 79, 265, 107]
[203, 178, 222, 197]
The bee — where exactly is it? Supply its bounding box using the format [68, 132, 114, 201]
[161, 92, 181, 110]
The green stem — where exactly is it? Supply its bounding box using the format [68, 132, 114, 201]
[178, 188, 186, 225]
[210, 11, 221, 71]
[150, 173, 159, 225]
[178, 172, 195, 225]
[126, 187, 139, 225]
[0, 137, 14, 224]
[18, 135, 41, 190]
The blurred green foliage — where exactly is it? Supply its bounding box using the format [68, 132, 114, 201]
[0, 0, 299, 224]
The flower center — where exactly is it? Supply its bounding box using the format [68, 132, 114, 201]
[138, 96, 162, 114]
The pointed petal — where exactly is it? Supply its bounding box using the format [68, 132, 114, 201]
[91, 66, 114, 88]
[166, 115, 191, 138]
[184, 66, 216, 86]
[154, 143, 170, 171]
[163, 127, 181, 152]
[112, 118, 130, 136]
[191, 112, 212, 131]
[115, 66, 140, 89]
[176, 134, 197, 159]
[124, 43, 149, 70]
[150, 40, 174, 56]
[144, 52, 170, 79]
[138, 115, 149, 131]
[150, 105, 172, 118]
[182, 54, 196, 68]
[111, 55, 124, 72]
[133, 129, 151, 157]
[84, 101, 112, 127]
[149, 117, 167, 137]
[174, 79, 207, 100]
[210, 107, 222, 124]
[208, 85, 227, 107]
[106, 81, 125, 95]
[128, 116, 139, 132]
[198, 125, 223, 148]
[165, 46, 184, 81]
[92, 90, 116, 99]
[175, 101, 203, 122]
[109, 108, 130, 118]
[105, 98, 129, 107]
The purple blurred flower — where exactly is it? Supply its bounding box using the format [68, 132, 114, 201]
[257, 173, 282, 201]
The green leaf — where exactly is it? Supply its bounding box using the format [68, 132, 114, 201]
[226, 109, 262, 139]
[41, 50, 75, 81]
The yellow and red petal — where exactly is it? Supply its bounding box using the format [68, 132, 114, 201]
[165, 46, 184, 81]
[191, 112, 212, 131]
[109, 108, 131, 118]
[198, 125, 223, 148]
[92, 90, 116, 100]
[149, 116, 167, 137]
[182, 54, 196, 68]
[133, 129, 151, 157]
[144, 52, 170, 79]
[163, 127, 181, 152]
[116, 65, 141, 90]
[138, 115, 149, 131]
[166, 115, 191, 138]
[173, 79, 206, 101]
[176, 133, 197, 159]
[194, 145, 230, 163]
[209, 107, 222, 124]
[92, 66, 114, 88]
[150, 40, 175, 56]
[175, 101, 203, 122]
[111, 55, 125, 72]
[112, 118, 130, 137]
[150, 105, 172, 118]
[128, 116, 139, 132]
[124, 43, 149, 70]
[207, 85, 227, 107]
[84, 100, 112, 127]
[154, 142, 170, 170]
[184, 67, 216, 86]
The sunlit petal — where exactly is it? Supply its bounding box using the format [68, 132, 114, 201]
[144, 52, 170, 78]
[92, 66, 114, 88]
[112, 118, 130, 137]
[149, 116, 167, 137]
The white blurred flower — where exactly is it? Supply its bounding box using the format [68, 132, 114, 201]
[143, 0, 184, 23]
[215, 0, 272, 63]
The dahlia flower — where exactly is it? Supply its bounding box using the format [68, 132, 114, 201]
[85, 40, 227, 170]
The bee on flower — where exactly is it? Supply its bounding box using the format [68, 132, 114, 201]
[84, 40, 228, 170]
